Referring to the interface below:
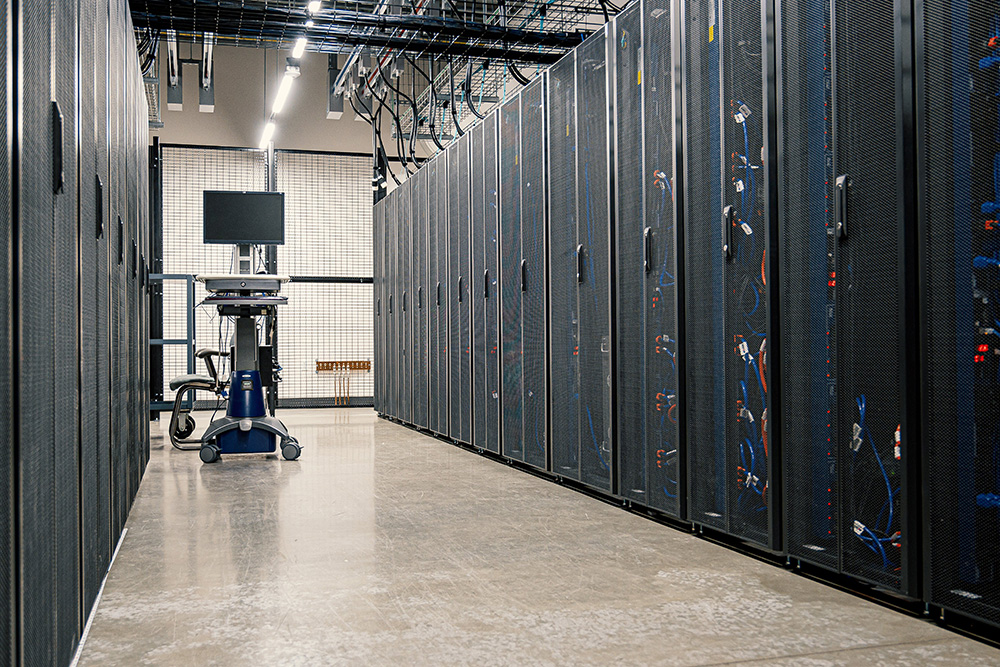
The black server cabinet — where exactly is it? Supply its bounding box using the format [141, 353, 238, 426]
[94, 0, 113, 611]
[399, 179, 412, 424]
[18, 0, 59, 660]
[448, 135, 473, 444]
[435, 153, 451, 437]
[55, 0, 82, 657]
[500, 77, 548, 470]
[386, 193, 398, 419]
[615, 0, 684, 516]
[413, 168, 429, 430]
[778, 0, 918, 593]
[374, 199, 384, 414]
[548, 30, 614, 491]
[428, 155, 444, 434]
[920, 0, 1000, 626]
[683, 0, 778, 548]
[0, 0, 12, 661]
[80, 0, 111, 615]
[472, 112, 501, 454]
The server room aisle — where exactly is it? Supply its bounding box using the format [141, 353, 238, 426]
[78, 410, 999, 665]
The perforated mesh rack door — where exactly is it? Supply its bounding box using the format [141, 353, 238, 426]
[54, 0, 82, 657]
[721, 0, 770, 546]
[413, 168, 429, 429]
[0, 0, 11, 658]
[577, 29, 613, 492]
[374, 200, 383, 413]
[436, 153, 451, 436]
[387, 192, 398, 418]
[499, 94, 524, 461]
[643, 0, 680, 516]
[399, 178, 412, 424]
[921, 0, 1000, 624]
[778, 0, 839, 572]
[548, 50, 581, 481]
[458, 134, 473, 444]
[521, 77, 548, 471]
[448, 143, 462, 439]
[615, 2, 648, 507]
[833, 0, 908, 591]
[483, 111, 501, 454]
[19, 0, 58, 659]
[427, 156, 442, 433]
[684, 0, 727, 531]
[472, 120, 489, 451]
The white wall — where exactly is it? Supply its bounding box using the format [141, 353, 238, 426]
[151, 43, 403, 154]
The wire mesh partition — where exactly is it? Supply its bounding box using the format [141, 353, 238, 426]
[159, 145, 373, 406]
[275, 150, 374, 405]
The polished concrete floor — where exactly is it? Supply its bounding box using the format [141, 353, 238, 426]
[79, 409, 1000, 666]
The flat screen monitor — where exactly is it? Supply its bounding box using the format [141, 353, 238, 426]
[203, 190, 285, 245]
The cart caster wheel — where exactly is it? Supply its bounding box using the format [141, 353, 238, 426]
[200, 444, 220, 464]
[281, 440, 301, 461]
[174, 416, 196, 440]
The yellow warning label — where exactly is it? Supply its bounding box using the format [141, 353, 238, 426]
[709, 25, 715, 42]
[638, 70, 642, 86]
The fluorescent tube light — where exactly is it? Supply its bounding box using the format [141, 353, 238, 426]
[272, 74, 295, 114]
[307, 1, 321, 12]
[292, 37, 307, 58]
[259, 121, 276, 149]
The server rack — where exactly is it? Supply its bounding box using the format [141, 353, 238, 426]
[0, 1, 12, 660]
[448, 134, 473, 444]
[373, 198, 383, 415]
[778, 0, 919, 592]
[435, 153, 451, 437]
[919, 0, 1000, 626]
[387, 192, 398, 419]
[471, 112, 501, 454]
[413, 167, 429, 430]
[615, 0, 684, 516]
[427, 155, 442, 434]
[683, 0, 779, 549]
[548, 29, 614, 492]
[500, 77, 548, 470]
[400, 178, 412, 425]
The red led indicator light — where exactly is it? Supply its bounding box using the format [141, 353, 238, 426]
[975, 354, 986, 363]
[977, 344, 989, 352]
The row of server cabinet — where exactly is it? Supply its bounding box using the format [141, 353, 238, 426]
[375, 0, 1000, 631]
[0, 0, 152, 664]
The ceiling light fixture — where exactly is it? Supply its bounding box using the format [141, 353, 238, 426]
[259, 121, 275, 149]
[292, 37, 307, 58]
[307, 1, 321, 12]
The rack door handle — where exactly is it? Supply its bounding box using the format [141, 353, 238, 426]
[95, 174, 104, 238]
[722, 205, 735, 259]
[52, 101, 64, 194]
[402, 290, 407, 312]
[457, 276, 463, 302]
[418, 285, 423, 309]
[484, 269, 490, 299]
[132, 239, 138, 279]
[377, 298, 381, 317]
[389, 294, 393, 314]
[436, 282, 441, 306]
[643, 227, 652, 273]
[576, 244, 585, 283]
[520, 259, 528, 292]
[117, 216, 124, 265]
[835, 174, 849, 240]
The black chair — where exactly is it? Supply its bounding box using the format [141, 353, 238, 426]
[168, 348, 229, 451]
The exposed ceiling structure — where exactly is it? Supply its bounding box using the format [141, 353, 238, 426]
[131, 0, 619, 181]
